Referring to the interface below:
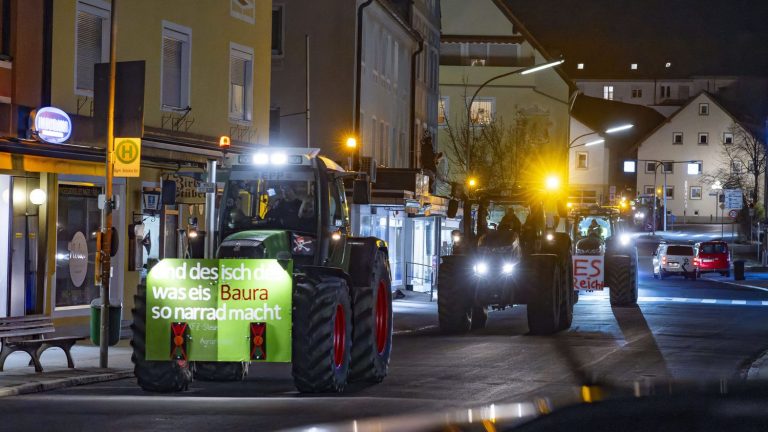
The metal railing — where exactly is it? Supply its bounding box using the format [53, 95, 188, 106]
[405, 261, 436, 301]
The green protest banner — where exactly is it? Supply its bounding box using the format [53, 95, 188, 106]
[145, 259, 293, 362]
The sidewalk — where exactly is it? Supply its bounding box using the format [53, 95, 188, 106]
[0, 339, 133, 397]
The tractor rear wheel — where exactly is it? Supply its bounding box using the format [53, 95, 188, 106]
[350, 249, 393, 383]
[193, 361, 248, 382]
[527, 254, 562, 335]
[131, 284, 193, 393]
[437, 258, 473, 333]
[292, 275, 352, 393]
[606, 249, 639, 307]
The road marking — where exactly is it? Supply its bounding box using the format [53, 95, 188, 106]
[715, 280, 768, 293]
[393, 325, 437, 335]
[579, 296, 768, 307]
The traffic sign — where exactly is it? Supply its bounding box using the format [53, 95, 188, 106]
[729, 209, 739, 218]
[114, 137, 141, 177]
[724, 189, 743, 209]
[196, 182, 216, 194]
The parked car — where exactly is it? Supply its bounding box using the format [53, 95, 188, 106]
[694, 241, 731, 277]
[652, 243, 697, 280]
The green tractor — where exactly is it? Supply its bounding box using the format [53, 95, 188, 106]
[131, 148, 393, 393]
[438, 184, 575, 335]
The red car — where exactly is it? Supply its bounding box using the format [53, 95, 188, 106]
[694, 241, 731, 277]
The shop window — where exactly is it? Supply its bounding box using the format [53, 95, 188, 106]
[55, 185, 101, 308]
[75, 0, 110, 94]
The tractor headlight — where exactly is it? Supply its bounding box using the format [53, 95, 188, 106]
[502, 263, 514, 274]
[620, 233, 631, 246]
[635, 212, 644, 219]
[253, 153, 269, 165]
[473, 262, 488, 275]
[546, 233, 554, 241]
[452, 234, 461, 243]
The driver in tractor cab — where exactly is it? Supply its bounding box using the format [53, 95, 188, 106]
[267, 184, 303, 227]
[499, 210, 522, 234]
[587, 218, 603, 238]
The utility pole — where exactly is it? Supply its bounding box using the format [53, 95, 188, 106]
[99, 0, 118, 368]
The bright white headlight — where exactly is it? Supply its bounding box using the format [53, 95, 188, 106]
[502, 263, 514, 274]
[635, 212, 644, 219]
[620, 234, 631, 246]
[452, 235, 461, 243]
[253, 153, 269, 165]
[270, 152, 287, 165]
[473, 262, 488, 275]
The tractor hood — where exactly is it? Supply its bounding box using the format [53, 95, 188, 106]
[217, 230, 291, 259]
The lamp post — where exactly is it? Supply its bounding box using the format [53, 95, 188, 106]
[462, 59, 564, 240]
[630, 159, 701, 233]
[711, 180, 723, 237]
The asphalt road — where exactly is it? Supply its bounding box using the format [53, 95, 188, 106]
[4, 238, 768, 431]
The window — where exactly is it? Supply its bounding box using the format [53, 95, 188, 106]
[437, 97, 448, 126]
[688, 161, 703, 174]
[631, 88, 642, 98]
[577, 63, 584, 69]
[732, 161, 743, 174]
[690, 186, 702, 200]
[231, 0, 256, 24]
[662, 161, 673, 173]
[631, 63, 638, 70]
[161, 22, 191, 110]
[644, 185, 655, 195]
[665, 186, 674, 199]
[645, 162, 657, 173]
[673, 132, 683, 144]
[271, 5, 284, 56]
[470, 98, 494, 125]
[75, 0, 110, 94]
[603, 85, 614, 100]
[698, 132, 709, 145]
[699, 103, 709, 115]
[660, 85, 671, 98]
[576, 152, 588, 169]
[723, 132, 734, 144]
[229, 43, 253, 122]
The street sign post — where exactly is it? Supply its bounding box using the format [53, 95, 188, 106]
[724, 189, 743, 209]
[114, 137, 141, 177]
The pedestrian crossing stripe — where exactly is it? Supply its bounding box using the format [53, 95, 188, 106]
[578, 295, 768, 307]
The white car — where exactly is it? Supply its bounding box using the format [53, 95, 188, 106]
[652, 244, 697, 280]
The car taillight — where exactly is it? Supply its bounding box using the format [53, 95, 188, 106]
[250, 322, 267, 360]
[170, 322, 189, 361]
[661, 256, 667, 265]
[693, 257, 700, 266]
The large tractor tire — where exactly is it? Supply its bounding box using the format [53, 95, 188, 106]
[470, 306, 488, 330]
[292, 275, 352, 393]
[131, 284, 193, 393]
[606, 248, 639, 307]
[437, 257, 473, 333]
[526, 254, 562, 335]
[543, 233, 574, 331]
[193, 361, 248, 382]
[350, 249, 393, 383]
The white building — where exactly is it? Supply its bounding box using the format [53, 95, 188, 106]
[635, 92, 761, 222]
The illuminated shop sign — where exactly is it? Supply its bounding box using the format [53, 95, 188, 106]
[34, 107, 72, 144]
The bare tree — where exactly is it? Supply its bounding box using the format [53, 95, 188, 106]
[439, 84, 539, 192]
[701, 123, 765, 204]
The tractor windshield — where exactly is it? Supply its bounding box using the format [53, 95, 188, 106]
[576, 216, 612, 240]
[222, 169, 318, 236]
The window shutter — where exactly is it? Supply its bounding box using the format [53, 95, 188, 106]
[76, 11, 103, 91]
[162, 37, 182, 108]
[230, 55, 246, 117]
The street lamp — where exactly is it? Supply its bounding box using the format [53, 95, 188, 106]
[463, 58, 564, 240]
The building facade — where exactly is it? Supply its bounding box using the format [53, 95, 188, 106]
[0, 0, 272, 328]
[635, 92, 762, 222]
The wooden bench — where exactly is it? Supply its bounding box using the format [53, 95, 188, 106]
[0, 315, 86, 372]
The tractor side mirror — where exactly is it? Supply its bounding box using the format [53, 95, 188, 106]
[447, 199, 459, 218]
[353, 178, 371, 205]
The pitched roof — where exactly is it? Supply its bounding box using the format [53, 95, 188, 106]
[571, 94, 665, 158]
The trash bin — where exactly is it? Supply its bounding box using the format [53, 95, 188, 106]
[734, 260, 746, 281]
[90, 298, 123, 346]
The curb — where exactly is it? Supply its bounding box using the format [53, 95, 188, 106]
[0, 369, 133, 398]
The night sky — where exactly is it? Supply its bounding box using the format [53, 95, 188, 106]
[504, 0, 768, 77]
